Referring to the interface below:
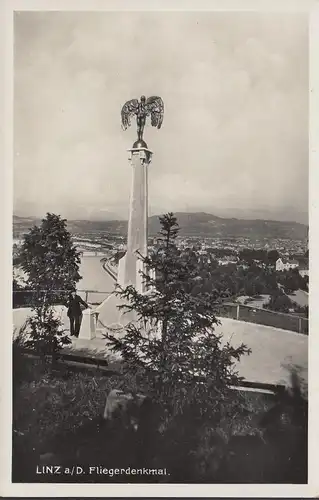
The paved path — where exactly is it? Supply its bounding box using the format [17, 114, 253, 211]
[66, 317, 308, 390]
[288, 289, 308, 308]
[12, 307, 307, 391]
[101, 260, 117, 281]
[214, 317, 307, 390]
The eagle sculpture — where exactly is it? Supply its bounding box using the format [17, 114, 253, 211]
[121, 95, 164, 146]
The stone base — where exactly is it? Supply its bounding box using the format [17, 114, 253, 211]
[93, 292, 136, 338]
[78, 309, 97, 340]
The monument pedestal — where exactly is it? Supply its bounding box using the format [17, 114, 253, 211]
[79, 309, 97, 340]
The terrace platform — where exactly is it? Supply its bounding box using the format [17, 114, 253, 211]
[13, 306, 308, 393]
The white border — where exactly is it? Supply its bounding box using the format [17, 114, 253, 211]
[308, 2, 319, 496]
[1, 0, 318, 497]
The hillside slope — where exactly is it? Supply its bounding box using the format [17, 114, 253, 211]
[13, 212, 308, 240]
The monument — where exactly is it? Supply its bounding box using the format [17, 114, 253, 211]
[118, 95, 164, 293]
[88, 95, 164, 335]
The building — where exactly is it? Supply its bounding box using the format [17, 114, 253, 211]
[275, 257, 299, 272]
[218, 256, 238, 266]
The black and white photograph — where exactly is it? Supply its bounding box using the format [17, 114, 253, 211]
[3, 2, 315, 493]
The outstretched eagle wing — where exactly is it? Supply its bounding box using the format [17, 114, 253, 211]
[145, 96, 164, 129]
[121, 99, 139, 130]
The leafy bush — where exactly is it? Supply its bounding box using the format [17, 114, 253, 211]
[19, 213, 82, 294]
[276, 268, 307, 294]
[17, 213, 81, 358]
[12, 327, 32, 392]
[263, 290, 294, 313]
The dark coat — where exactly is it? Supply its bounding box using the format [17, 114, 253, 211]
[67, 294, 88, 318]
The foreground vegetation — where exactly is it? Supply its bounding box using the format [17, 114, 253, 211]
[12, 354, 307, 484]
[12, 212, 308, 484]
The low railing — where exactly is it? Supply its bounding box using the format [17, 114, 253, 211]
[12, 289, 112, 309]
[12, 290, 308, 335]
[78, 290, 112, 305]
[216, 302, 308, 335]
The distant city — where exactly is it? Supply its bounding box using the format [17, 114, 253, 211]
[13, 211, 308, 259]
[13, 211, 309, 319]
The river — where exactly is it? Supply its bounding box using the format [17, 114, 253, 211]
[13, 255, 116, 305]
[77, 255, 115, 304]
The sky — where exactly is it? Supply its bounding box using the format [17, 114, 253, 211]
[14, 11, 308, 223]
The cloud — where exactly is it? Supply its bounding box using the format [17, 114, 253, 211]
[14, 11, 308, 223]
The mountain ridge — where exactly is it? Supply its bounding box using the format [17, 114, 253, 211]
[13, 212, 308, 240]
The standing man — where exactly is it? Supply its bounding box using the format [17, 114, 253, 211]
[67, 288, 90, 338]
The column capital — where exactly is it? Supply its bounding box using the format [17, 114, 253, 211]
[127, 147, 153, 164]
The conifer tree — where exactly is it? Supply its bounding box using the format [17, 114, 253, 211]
[107, 213, 251, 417]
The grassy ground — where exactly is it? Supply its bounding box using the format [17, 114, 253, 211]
[13, 355, 282, 483]
[12, 324, 307, 484]
[13, 359, 127, 454]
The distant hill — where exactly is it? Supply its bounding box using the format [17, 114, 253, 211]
[148, 212, 307, 240]
[13, 212, 308, 240]
[13, 215, 41, 235]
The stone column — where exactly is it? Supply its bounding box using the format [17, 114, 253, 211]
[120, 147, 152, 294]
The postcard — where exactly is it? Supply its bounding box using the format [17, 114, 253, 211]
[1, 0, 318, 497]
